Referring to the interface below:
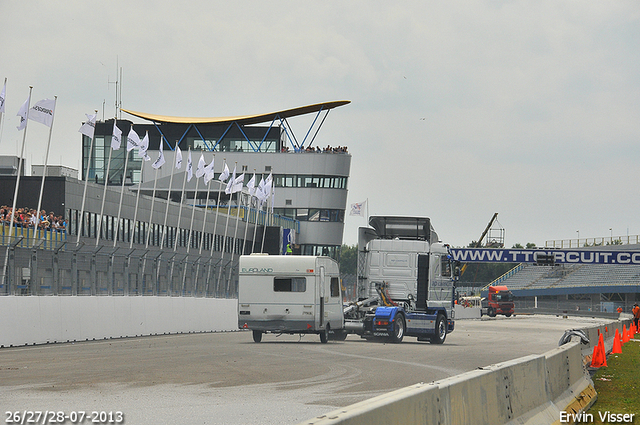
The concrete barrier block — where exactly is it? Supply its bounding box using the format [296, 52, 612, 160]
[488, 355, 550, 421]
[436, 367, 505, 425]
[295, 382, 441, 425]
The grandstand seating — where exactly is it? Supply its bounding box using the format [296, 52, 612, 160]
[498, 263, 640, 291]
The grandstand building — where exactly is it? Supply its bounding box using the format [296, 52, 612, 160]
[0, 101, 352, 297]
[488, 244, 640, 313]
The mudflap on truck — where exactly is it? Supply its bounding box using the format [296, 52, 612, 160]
[372, 306, 399, 337]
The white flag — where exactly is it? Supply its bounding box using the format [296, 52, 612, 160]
[225, 165, 236, 194]
[219, 163, 230, 182]
[247, 173, 256, 197]
[111, 121, 122, 150]
[195, 154, 206, 178]
[231, 173, 245, 194]
[256, 177, 267, 203]
[16, 94, 30, 131]
[349, 200, 367, 217]
[78, 113, 97, 139]
[186, 150, 193, 182]
[126, 127, 141, 152]
[29, 98, 55, 127]
[203, 157, 215, 184]
[152, 139, 166, 169]
[138, 131, 151, 160]
[175, 144, 182, 169]
[0, 81, 6, 114]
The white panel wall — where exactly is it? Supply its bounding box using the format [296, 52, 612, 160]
[0, 296, 238, 347]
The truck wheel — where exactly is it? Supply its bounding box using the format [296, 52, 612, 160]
[488, 307, 496, 318]
[389, 314, 405, 343]
[319, 326, 329, 344]
[430, 314, 447, 344]
[252, 330, 263, 343]
[505, 313, 512, 318]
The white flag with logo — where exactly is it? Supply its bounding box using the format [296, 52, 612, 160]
[247, 173, 256, 197]
[203, 157, 215, 184]
[16, 94, 30, 131]
[138, 131, 151, 161]
[111, 121, 122, 150]
[29, 98, 56, 127]
[0, 81, 6, 114]
[219, 163, 230, 182]
[195, 154, 206, 179]
[231, 173, 245, 194]
[225, 165, 237, 194]
[349, 200, 367, 217]
[126, 127, 141, 152]
[152, 140, 166, 169]
[186, 151, 193, 182]
[256, 177, 267, 203]
[175, 144, 182, 169]
[78, 113, 97, 139]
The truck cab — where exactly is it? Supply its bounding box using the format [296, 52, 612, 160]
[481, 285, 514, 317]
[346, 216, 458, 344]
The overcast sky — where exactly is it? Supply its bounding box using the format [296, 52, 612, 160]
[1, 1, 639, 248]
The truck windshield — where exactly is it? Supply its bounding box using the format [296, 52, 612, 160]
[274, 277, 307, 292]
[495, 293, 513, 302]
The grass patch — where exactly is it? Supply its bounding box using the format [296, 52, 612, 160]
[588, 339, 640, 423]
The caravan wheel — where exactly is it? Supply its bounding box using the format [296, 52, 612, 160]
[319, 326, 329, 344]
[252, 330, 263, 343]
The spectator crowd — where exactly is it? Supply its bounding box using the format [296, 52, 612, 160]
[0, 206, 66, 231]
[281, 145, 349, 153]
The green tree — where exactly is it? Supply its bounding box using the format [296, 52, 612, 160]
[339, 244, 358, 275]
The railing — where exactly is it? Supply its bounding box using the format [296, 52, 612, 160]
[545, 235, 640, 248]
[0, 225, 67, 250]
[484, 263, 524, 289]
[0, 241, 240, 298]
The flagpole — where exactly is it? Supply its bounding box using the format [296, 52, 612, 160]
[144, 166, 160, 249]
[210, 159, 226, 257]
[113, 125, 139, 248]
[198, 155, 214, 255]
[160, 142, 178, 250]
[217, 161, 236, 289]
[242, 169, 256, 255]
[129, 155, 147, 249]
[0, 78, 6, 146]
[76, 111, 98, 246]
[96, 125, 116, 247]
[173, 148, 190, 252]
[251, 172, 264, 254]
[31, 95, 57, 246]
[227, 180, 245, 291]
[260, 172, 272, 253]
[4, 86, 31, 291]
[8, 86, 33, 241]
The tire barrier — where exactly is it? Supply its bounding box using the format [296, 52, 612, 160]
[297, 318, 634, 425]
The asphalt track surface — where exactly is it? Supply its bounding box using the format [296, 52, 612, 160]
[0, 315, 611, 425]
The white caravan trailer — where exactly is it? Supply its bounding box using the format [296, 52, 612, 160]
[237, 254, 344, 343]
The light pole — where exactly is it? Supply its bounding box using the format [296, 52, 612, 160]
[576, 230, 579, 247]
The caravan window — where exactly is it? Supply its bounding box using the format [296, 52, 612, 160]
[330, 277, 340, 297]
[274, 277, 307, 292]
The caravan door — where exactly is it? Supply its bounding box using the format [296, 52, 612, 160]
[318, 265, 326, 329]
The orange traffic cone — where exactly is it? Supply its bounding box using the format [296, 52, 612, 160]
[591, 333, 607, 368]
[612, 330, 622, 354]
[623, 325, 630, 343]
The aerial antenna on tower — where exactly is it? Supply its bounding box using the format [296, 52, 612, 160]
[108, 57, 123, 119]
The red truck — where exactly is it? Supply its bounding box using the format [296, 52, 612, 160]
[481, 285, 514, 317]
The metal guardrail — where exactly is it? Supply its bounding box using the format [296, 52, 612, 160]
[0, 241, 238, 298]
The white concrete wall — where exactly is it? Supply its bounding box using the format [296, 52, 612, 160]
[0, 296, 238, 347]
[454, 305, 481, 319]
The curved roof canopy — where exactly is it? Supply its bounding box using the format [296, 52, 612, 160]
[121, 100, 350, 125]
